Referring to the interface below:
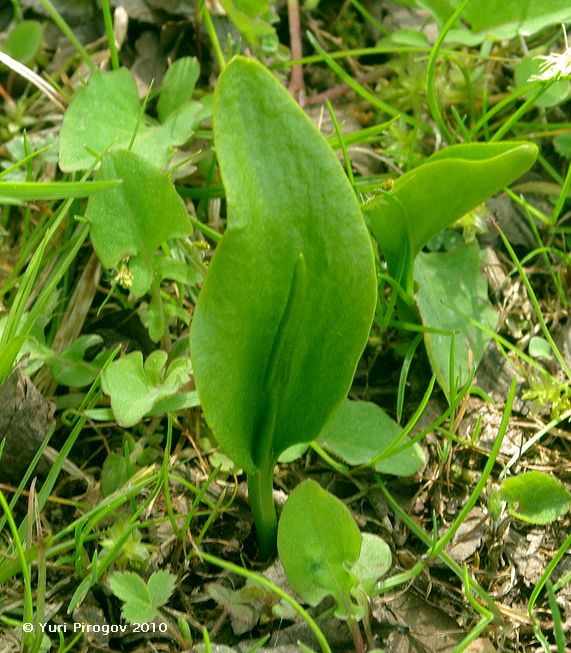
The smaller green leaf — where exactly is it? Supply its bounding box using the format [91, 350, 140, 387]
[147, 570, 177, 607]
[152, 254, 203, 285]
[108, 570, 176, 625]
[554, 134, 571, 159]
[158, 57, 200, 122]
[277, 480, 361, 617]
[132, 101, 205, 167]
[278, 442, 309, 463]
[44, 334, 109, 387]
[499, 471, 571, 524]
[144, 350, 168, 385]
[109, 571, 150, 603]
[4, 20, 44, 63]
[414, 242, 497, 395]
[59, 69, 139, 172]
[100, 451, 129, 496]
[528, 336, 554, 362]
[101, 350, 192, 427]
[318, 400, 425, 476]
[350, 533, 392, 597]
[364, 142, 537, 295]
[219, 0, 278, 53]
[122, 600, 157, 624]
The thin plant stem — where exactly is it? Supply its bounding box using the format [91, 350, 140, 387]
[468, 80, 540, 141]
[490, 87, 547, 141]
[452, 566, 493, 652]
[201, 1, 226, 71]
[327, 100, 354, 186]
[528, 530, 571, 628]
[247, 466, 277, 560]
[163, 415, 181, 538]
[350, 0, 389, 35]
[287, 0, 305, 102]
[376, 475, 502, 621]
[426, 0, 469, 143]
[101, 0, 119, 70]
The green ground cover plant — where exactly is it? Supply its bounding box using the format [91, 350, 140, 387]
[0, 0, 570, 651]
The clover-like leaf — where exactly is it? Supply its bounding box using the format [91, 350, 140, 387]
[85, 149, 192, 297]
[59, 68, 203, 171]
[101, 350, 192, 427]
[108, 570, 176, 625]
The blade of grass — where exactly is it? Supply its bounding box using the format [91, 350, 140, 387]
[429, 378, 515, 559]
[550, 155, 571, 225]
[201, 0, 226, 71]
[452, 566, 493, 652]
[326, 100, 354, 186]
[376, 475, 502, 621]
[101, 0, 119, 70]
[490, 87, 549, 141]
[37, 0, 95, 71]
[425, 0, 469, 143]
[307, 32, 427, 132]
[0, 488, 34, 647]
[396, 333, 423, 423]
[198, 550, 333, 653]
[495, 222, 571, 381]
[0, 179, 120, 202]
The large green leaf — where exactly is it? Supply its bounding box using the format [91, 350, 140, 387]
[364, 142, 537, 296]
[190, 57, 376, 473]
[85, 149, 192, 297]
[59, 68, 203, 171]
[277, 480, 362, 615]
[414, 241, 497, 394]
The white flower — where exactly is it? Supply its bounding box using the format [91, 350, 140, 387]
[530, 24, 571, 81]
